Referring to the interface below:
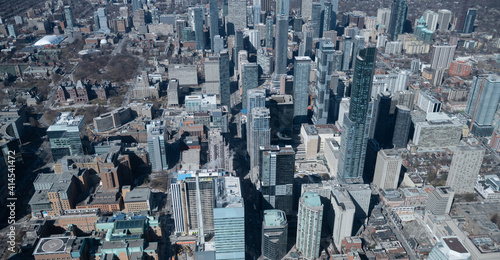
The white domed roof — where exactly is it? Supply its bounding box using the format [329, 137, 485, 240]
[34, 35, 63, 46]
[100, 39, 108, 44]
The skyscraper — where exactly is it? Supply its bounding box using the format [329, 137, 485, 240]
[312, 40, 335, 125]
[465, 74, 500, 136]
[370, 92, 394, 148]
[446, 144, 485, 194]
[322, 1, 337, 33]
[233, 30, 244, 72]
[147, 120, 168, 172]
[194, 6, 205, 51]
[310, 2, 322, 38]
[337, 47, 376, 183]
[388, 0, 408, 41]
[431, 44, 456, 70]
[247, 89, 266, 114]
[132, 0, 142, 13]
[259, 146, 295, 214]
[330, 186, 355, 251]
[227, 0, 247, 35]
[219, 51, 231, 107]
[342, 37, 353, 71]
[209, 0, 219, 50]
[47, 112, 84, 161]
[373, 149, 403, 190]
[437, 9, 452, 31]
[275, 14, 288, 75]
[262, 210, 288, 260]
[248, 107, 271, 170]
[275, 0, 289, 15]
[64, 6, 74, 31]
[296, 192, 323, 260]
[265, 16, 274, 49]
[253, 3, 261, 25]
[392, 105, 412, 148]
[423, 10, 438, 31]
[462, 8, 477, 34]
[301, 0, 313, 20]
[293, 56, 311, 126]
[377, 8, 391, 31]
[241, 62, 259, 110]
[213, 177, 245, 260]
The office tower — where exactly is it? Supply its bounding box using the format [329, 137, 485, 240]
[465, 74, 500, 137]
[462, 8, 477, 33]
[247, 29, 261, 51]
[248, 107, 271, 170]
[260, 146, 295, 214]
[205, 54, 227, 97]
[219, 51, 231, 107]
[171, 182, 185, 234]
[392, 105, 411, 148]
[209, 0, 219, 50]
[338, 47, 376, 183]
[411, 58, 420, 73]
[324, 30, 337, 45]
[268, 94, 293, 143]
[47, 112, 84, 161]
[377, 8, 391, 31]
[388, 0, 408, 41]
[64, 6, 74, 31]
[426, 186, 455, 215]
[261, 0, 272, 13]
[265, 16, 273, 49]
[293, 56, 311, 126]
[97, 7, 110, 33]
[275, 14, 288, 75]
[437, 9, 452, 31]
[312, 41, 335, 125]
[209, 129, 232, 171]
[132, 0, 142, 13]
[373, 149, 403, 190]
[299, 30, 313, 57]
[296, 192, 323, 260]
[344, 183, 371, 221]
[370, 92, 394, 148]
[214, 177, 245, 260]
[331, 186, 355, 251]
[253, 0, 261, 25]
[227, 0, 247, 35]
[431, 44, 456, 70]
[176, 20, 186, 40]
[428, 236, 471, 260]
[276, 0, 289, 15]
[446, 144, 485, 194]
[241, 62, 259, 110]
[147, 120, 168, 172]
[311, 3, 322, 38]
[323, 1, 337, 33]
[193, 6, 205, 51]
[185, 176, 215, 232]
[213, 35, 224, 53]
[247, 89, 266, 114]
[341, 37, 353, 71]
[257, 47, 274, 75]
[423, 10, 438, 31]
[262, 210, 288, 260]
[301, 0, 313, 19]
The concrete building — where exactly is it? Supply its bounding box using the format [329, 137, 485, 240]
[296, 192, 323, 260]
[93, 107, 132, 132]
[313, 40, 336, 125]
[331, 186, 356, 251]
[465, 74, 500, 137]
[169, 65, 198, 86]
[262, 209, 288, 260]
[124, 187, 151, 212]
[343, 183, 371, 220]
[423, 10, 438, 31]
[208, 129, 232, 172]
[392, 105, 412, 148]
[275, 14, 288, 75]
[47, 112, 84, 161]
[431, 44, 456, 70]
[377, 8, 391, 31]
[373, 149, 404, 190]
[214, 177, 245, 260]
[426, 186, 455, 215]
[446, 144, 485, 194]
[167, 79, 180, 107]
[413, 113, 463, 149]
[227, 0, 247, 35]
[193, 6, 205, 51]
[241, 62, 259, 110]
[437, 9, 453, 32]
[248, 107, 271, 172]
[147, 120, 168, 172]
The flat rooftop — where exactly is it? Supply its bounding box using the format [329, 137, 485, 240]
[51, 112, 84, 127]
[302, 192, 322, 208]
[263, 209, 287, 227]
[442, 237, 468, 254]
[124, 188, 151, 203]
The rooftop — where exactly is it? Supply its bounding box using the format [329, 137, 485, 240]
[263, 209, 287, 228]
[48, 112, 84, 130]
[302, 192, 322, 208]
[124, 187, 151, 203]
[442, 236, 469, 254]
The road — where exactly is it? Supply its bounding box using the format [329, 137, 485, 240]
[384, 209, 418, 260]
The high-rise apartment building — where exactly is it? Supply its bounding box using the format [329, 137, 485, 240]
[423, 10, 438, 31]
[147, 120, 168, 172]
[431, 44, 456, 70]
[377, 8, 391, 31]
[311, 3, 322, 38]
[194, 6, 205, 51]
[465, 74, 500, 137]
[426, 186, 455, 215]
[373, 149, 403, 190]
[265, 16, 274, 49]
[331, 186, 356, 251]
[204, 52, 230, 107]
[296, 192, 323, 260]
[47, 112, 84, 161]
[388, 0, 408, 41]
[446, 144, 485, 194]
[248, 107, 271, 171]
[293, 56, 311, 126]
[392, 105, 412, 148]
[247, 89, 266, 114]
[275, 0, 289, 15]
[275, 14, 288, 75]
[312, 40, 336, 125]
[341, 37, 353, 71]
[259, 145, 295, 214]
[214, 177, 245, 260]
[208, 129, 232, 171]
[437, 9, 452, 32]
[337, 47, 376, 183]
[262, 209, 288, 260]
[64, 6, 74, 31]
[241, 62, 259, 110]
[301, 0, 313, 20]
[209, 0, 219, 50]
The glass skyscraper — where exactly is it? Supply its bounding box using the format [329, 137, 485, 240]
[293, 56, 311, 126]
[388, 0, 408, 41]
[312, 40, 336, 125]
[47, 112, 84, 161]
